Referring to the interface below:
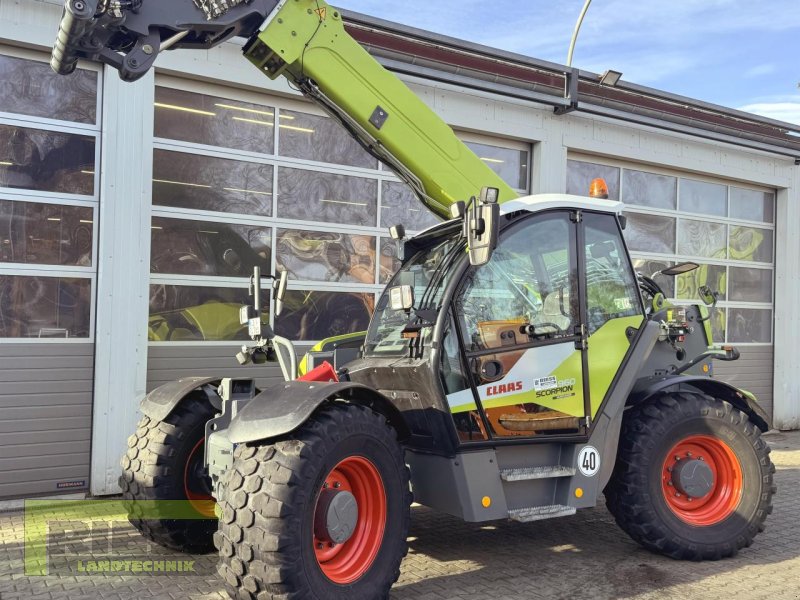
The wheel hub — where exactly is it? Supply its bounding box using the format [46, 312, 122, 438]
[671, 458, 714, 499]
[314, 489, 359, 545]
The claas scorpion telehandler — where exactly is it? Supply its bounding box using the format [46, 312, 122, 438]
[50, 1, 775, 598]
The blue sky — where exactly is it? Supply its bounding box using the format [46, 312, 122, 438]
[336, 0, 800, 125]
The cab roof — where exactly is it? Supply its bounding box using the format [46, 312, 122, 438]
[501, 194, 623, 216]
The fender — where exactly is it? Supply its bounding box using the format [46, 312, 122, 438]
[227, 381, 410, 444]
[141, 376, 221, 423]
[629, 376, 771, 432]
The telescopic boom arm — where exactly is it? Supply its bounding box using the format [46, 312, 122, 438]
[50, 0, 517, 218]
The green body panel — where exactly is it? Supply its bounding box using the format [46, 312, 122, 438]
[245, 1, 517, 218]
[298, 331, 366, 375]
[586, 315, 644, 415]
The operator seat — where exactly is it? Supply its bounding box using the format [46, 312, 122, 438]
[534, 289, 571, 332]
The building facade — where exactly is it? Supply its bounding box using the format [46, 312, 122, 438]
[0, 0, 798, 499]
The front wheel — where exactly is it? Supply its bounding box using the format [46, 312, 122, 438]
[605, 391, 775, 560]
[215, 403, 411, 600]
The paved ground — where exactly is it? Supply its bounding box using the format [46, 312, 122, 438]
[1, 430, 798, 600]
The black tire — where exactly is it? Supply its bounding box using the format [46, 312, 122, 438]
[215, 403, 411, 600]
[605, 391, 776, 560]
[119, 391, 218, 554]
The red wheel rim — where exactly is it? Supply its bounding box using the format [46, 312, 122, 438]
[313, 456, 387, 584]
[661, 435, 743, 526]
[183, 438, 216, 519]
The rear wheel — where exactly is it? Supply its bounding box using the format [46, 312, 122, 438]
[605, 391, 775, 560]
[215, 403, 411, 600]
[119, 391, 218, 554]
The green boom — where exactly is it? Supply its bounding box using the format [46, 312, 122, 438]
[243, 0, 518, 219]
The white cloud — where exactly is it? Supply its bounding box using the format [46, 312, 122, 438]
[738, 102, 800, 126]
[743, 64, 778, 78]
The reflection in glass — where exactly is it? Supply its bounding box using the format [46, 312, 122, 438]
[677, 219, 727, 258]
[709, 307, 726, 344]
[0, 275, 91, 338]
[624, 213, 675, 254]
[379, 237, 402, 284]
[275, 290, 374, 341]
[567, 160, 620, 200]
[729, 267, 772, 303]
[151, 217, 271, 277]
[277, 167, 377, 226]
[464, 141, 529, 190]
[632, 259, 674, 298]
[380, 181, 440, 232]
[676, 264, 726, 301]
[277, 229, 375, 284]
[622, 169, 677, 210]
[0, 200, 93, 266]
[729, 226, 773, 263]
[152, 150, 273, 216]
[728, 308, 772, 344]
[154, 87, 276, 154]
[679, 179, 727, 216]
[730, 187, 774, 223]
[279, 109, 377, 169]
[149, 285, 265, 342]
[0, 125, 95, 195]
[0, 54, 98, 124]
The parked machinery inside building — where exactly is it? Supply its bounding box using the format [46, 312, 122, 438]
[51, 1, 775, 598]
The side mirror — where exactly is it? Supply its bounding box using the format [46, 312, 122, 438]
[699, 285, 717, 307]
[467, 187, 500, 267]
[273, 269, 288, 317]
[389, 284, 414, 312]
[659, 262, 699, 277]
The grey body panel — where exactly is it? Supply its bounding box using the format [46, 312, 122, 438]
[140, 376, 221, 424]
[0, 343, 93, 499]
[227, 381, 409, 444]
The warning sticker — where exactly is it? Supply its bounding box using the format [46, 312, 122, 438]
[315, 6, 327, 19]
[533, 376, 558, 391]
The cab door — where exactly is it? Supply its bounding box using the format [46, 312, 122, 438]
[445, 211, 589, 439]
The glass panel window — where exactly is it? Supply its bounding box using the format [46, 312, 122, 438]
[276, 290, 374, 341]
[150, 218, 271, 277]
[276, 229, 376, 284]
[464, 141, 529, 190]
[622, 169, 677, 210]
[709, 307, 726, 344]
[676, 264, 727, 301]
[729, 267, 772, 303]
[379, 237, 402, 284]
[0, 125, 95, 195]
[728, 308, 772, 344]
[0, 55, 98, 124]
[730, 187, 774, 223]
[149, 284, 263, 342]
[624, 213, 675, 254]
[380, 181, 440, 232]
[0, 275, 91, 338]
[154, 87, 276, 154]
[584, 213, 642, 334]
[729, 226, 773, 263]
[679, 179, 727, 217]
[279, 109, 377, 169]
[677, 219, 727, 259]
[567, 160, 620, 200]
[0, 200, 93, 266]
[153, 150, 273, 216]
[277, 167, 377, 226]
[632, 259, 675, 298]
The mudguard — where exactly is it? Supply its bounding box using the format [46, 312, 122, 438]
[140, 376, 221, 423]
[630, 375, 771, 432]
[227, 381, 410, 444]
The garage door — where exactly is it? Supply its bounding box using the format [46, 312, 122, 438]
[0, 49, 101, 498]
[568, 157, 776, 417]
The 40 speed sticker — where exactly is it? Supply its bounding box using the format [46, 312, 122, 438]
[578, 446, 600, 477]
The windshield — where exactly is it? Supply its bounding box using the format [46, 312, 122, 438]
[365, 236, 462, 356]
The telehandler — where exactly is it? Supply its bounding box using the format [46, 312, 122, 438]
[51, 1, 775, 598]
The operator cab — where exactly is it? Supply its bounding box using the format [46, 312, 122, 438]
[351, 191, 645, 452]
